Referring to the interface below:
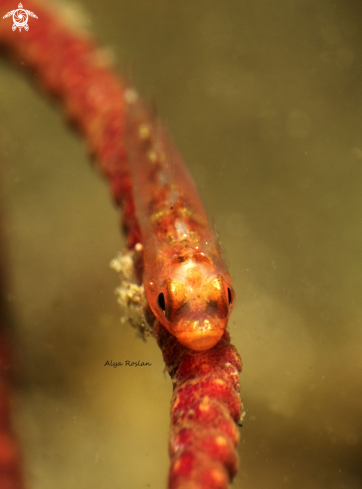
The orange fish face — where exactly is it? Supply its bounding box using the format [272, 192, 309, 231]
[148, 253, 235, 350]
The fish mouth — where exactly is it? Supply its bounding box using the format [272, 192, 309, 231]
[174, 319, 225, 350]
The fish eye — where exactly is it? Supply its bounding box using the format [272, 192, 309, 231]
[157, 292, 166, 312]
[227, 287, 233, 306]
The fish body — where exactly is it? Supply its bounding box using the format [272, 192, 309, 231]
[124, 90, 235, 350]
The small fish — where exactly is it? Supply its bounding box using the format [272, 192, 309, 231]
[124, 89, 235, 350]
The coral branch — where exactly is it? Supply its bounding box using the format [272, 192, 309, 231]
[0, 172, 25, 488]
[0, 0, 243, 487]
[155, 323, 242, 489]
[0, 0, 140, 248]
[0, 325, 25, 489]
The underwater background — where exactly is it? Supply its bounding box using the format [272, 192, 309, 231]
[0, 0, 361, 487]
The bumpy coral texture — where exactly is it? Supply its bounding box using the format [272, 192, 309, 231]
[0, 331, 24, 489]
[155, 323, 242, 489]
[0, 1, 243, 487]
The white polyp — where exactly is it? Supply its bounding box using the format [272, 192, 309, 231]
[124, 88, 139, 104]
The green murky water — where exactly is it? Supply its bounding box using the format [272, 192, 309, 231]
[0, 0, 361, 487]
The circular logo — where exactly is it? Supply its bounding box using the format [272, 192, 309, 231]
[2, 3, 38, 32]
[13, 8, 28, 30]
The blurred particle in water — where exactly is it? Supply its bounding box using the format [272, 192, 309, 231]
[238, 294, 315, 417]
[258, 108, 284, 143]
[298, 176, 313, 190]
[321, 51, 333, 63]
[55, 1, 92, 31]
[226, 212, 249, 237]
[345, 434, 359, 446]
[286, 110, 311, 139]
[199, 11, 233, 49]
[321, 25, 341, 46]
[351, 148, 362, 160]
[335, 48, 354, 70]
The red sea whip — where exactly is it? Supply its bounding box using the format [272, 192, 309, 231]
[0, 1, 243, 487]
